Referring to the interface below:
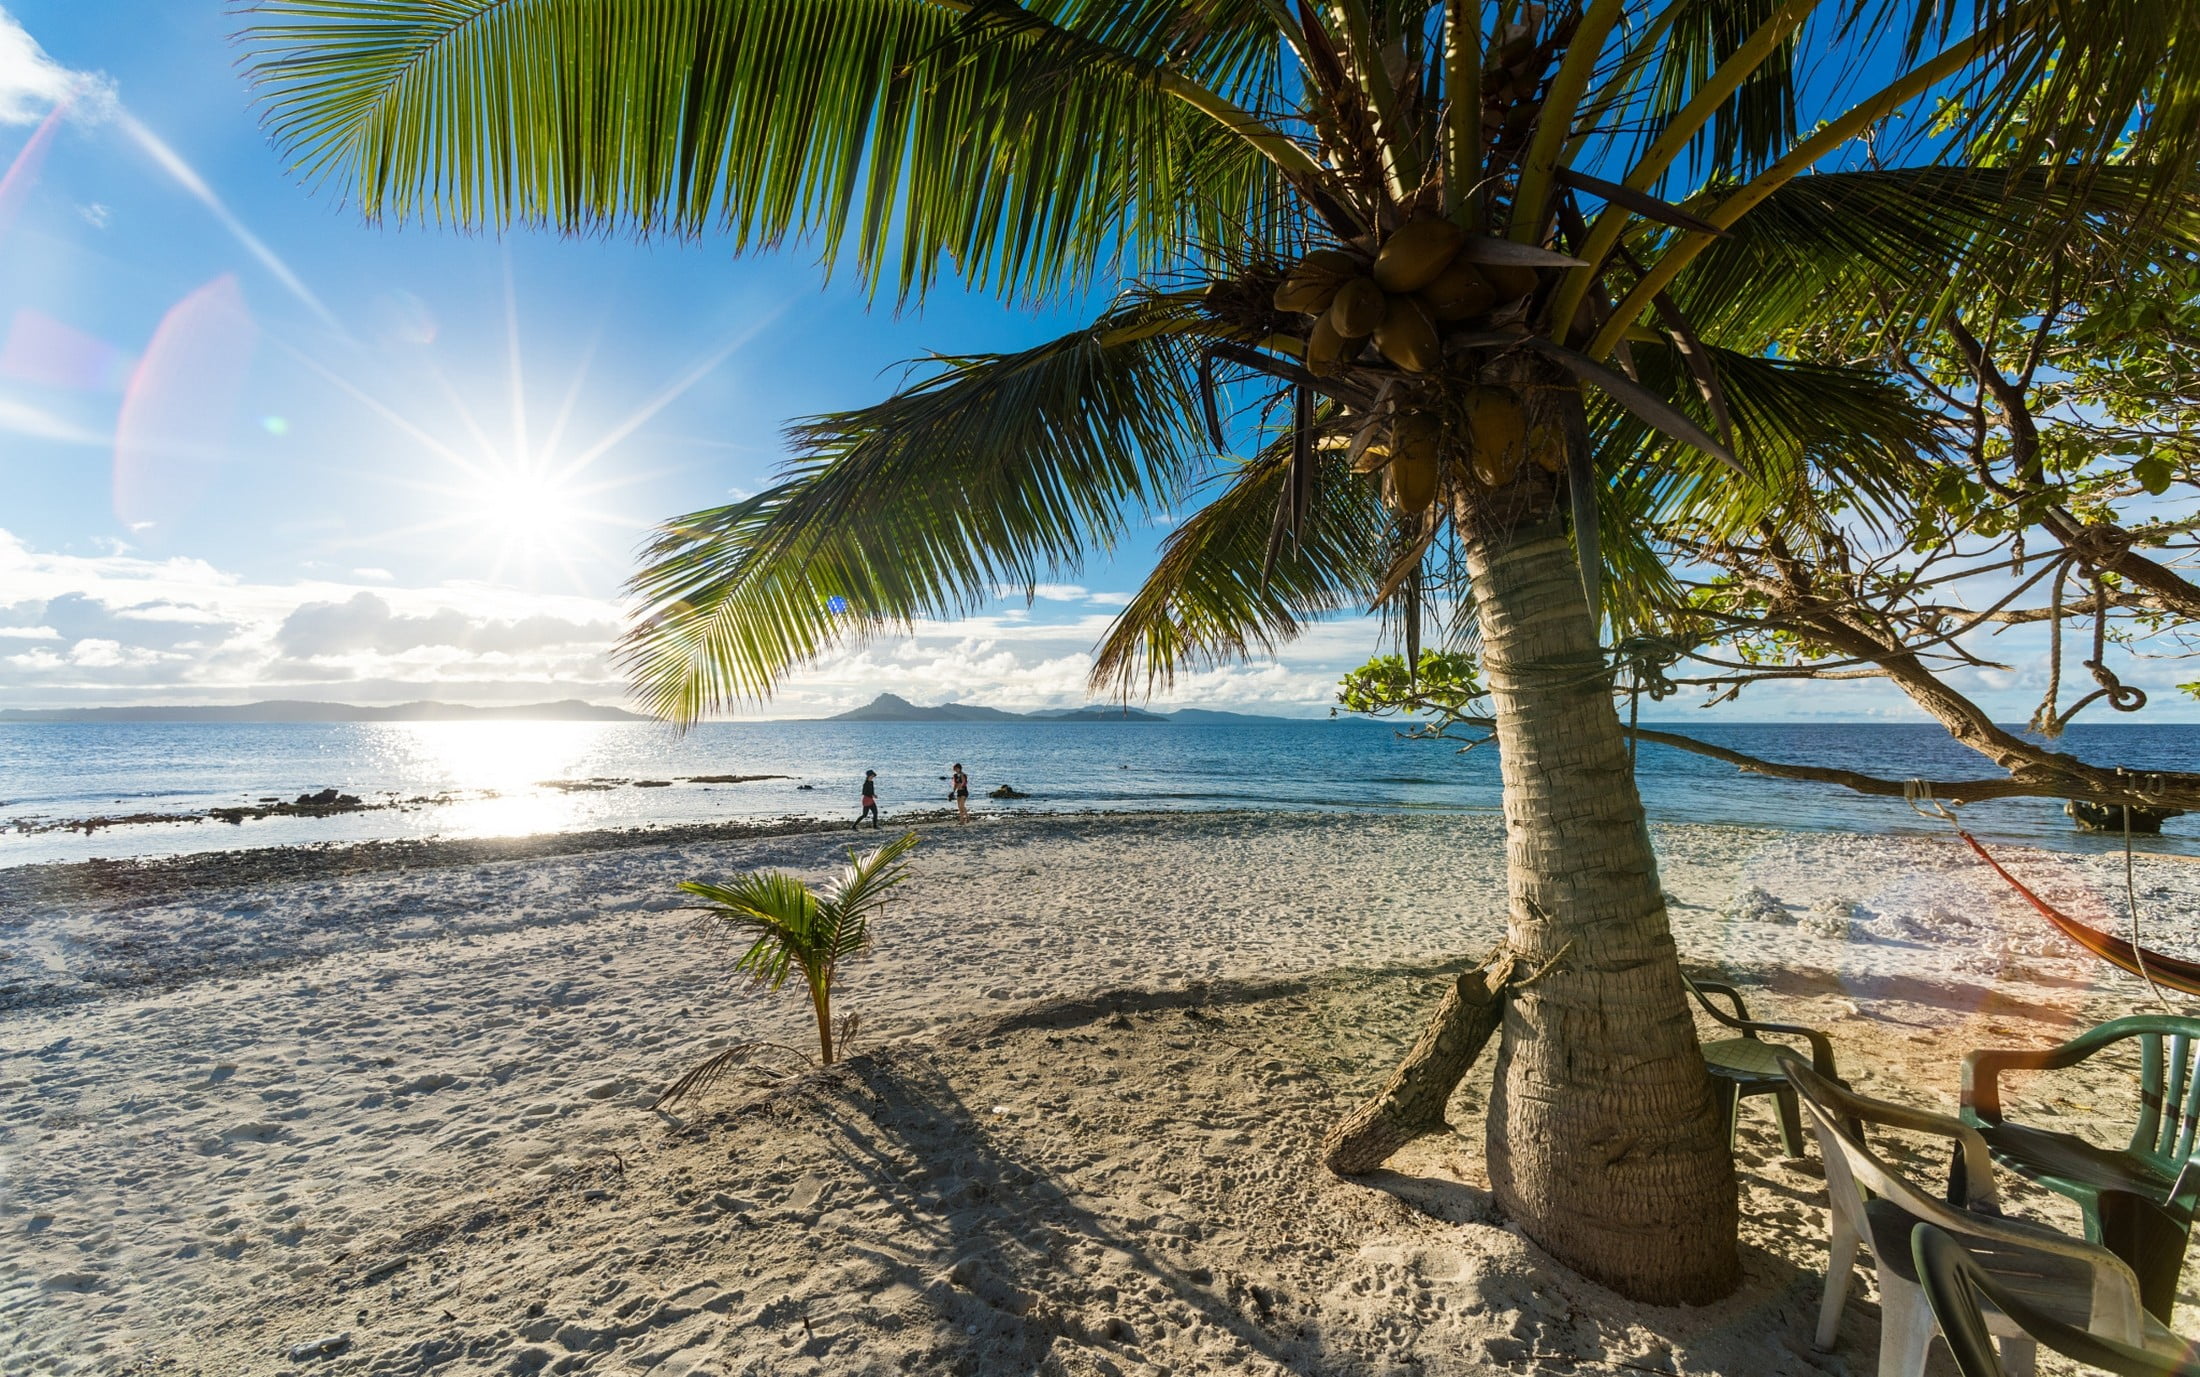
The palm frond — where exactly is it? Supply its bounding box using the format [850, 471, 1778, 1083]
[1640, 0, 1803, 181]
[621, 298, 1216, 721]
[1942, 0, 2200, 206]
[236, 0, 1283, 300]
[680, 872, 824, 989]
[1590, 460, 1691, 639]
[1605, 343, 1947, 540]
[1671, 166, 2200, 346]
[821, 831, 919, 950]
[659, 1038, 813, 1108]
[1089, 441, 1389, 696]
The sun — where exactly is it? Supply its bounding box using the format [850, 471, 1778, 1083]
[448, 456, 613, 578]
[467, 460, 586, 549]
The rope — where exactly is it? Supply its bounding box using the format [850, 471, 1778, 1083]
[1906, 781, 2195, 1004]
[2047, 571, 2148, 731]
[2122, 774, 2174, 1014]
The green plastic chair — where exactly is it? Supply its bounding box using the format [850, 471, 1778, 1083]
[1961, 1015, 2200, 1321]
[1912, 1223, 2200, 1377]
[1684, 973, 1841, 1156]
[1781, 1053, 2180, 1377]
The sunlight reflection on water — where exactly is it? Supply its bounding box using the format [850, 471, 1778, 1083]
[366, 721, 609, 838]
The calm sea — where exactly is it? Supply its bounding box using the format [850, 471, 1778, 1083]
[4, 719, 2198, 868]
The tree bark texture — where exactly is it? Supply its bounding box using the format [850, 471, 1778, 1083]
[1321, 954, 1510, 1174]
[1456, 362, 1739, 1303]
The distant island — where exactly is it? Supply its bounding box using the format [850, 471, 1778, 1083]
[823, 693, 1294, 723]
[0, 699, 652, 724]
[0, 693, 1312, 726]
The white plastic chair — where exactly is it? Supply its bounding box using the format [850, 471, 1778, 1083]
[1781, 1053, 2184, 1377]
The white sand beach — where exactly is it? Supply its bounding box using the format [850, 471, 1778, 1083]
[1, 811, 2189, 1374]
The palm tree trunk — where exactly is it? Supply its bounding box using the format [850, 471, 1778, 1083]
[812, 980, 836, 1065]
[1457, 381, 1737, 1303]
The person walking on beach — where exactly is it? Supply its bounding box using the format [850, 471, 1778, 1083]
[856, 770, 880, 829]
[950, 763, 970, 824]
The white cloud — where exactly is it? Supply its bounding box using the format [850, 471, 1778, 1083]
[988, 583, 1139, 610]
[1, 525, 2116, 723]
[0, 529, 632, 709]
[994, 582, 1089, 603]
[352, 567, 396, 582]
[67, 638, 129, 668]
[274, 591, 615, 658]
[0, 11, 116, 124]
[76, 201, 107, 228]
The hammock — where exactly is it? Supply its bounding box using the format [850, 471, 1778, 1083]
[1955, 828, 2200, 999]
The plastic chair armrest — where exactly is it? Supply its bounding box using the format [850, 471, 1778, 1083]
[1962, 1018, 2192, 1121]
[1685, 979, 1838, 1074]
[1780, 1051, 2001, 1208]
[1687, 978, 1754, 1029]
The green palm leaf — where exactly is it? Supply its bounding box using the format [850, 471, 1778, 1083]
[681, 871, 827, 990]
[1670, 166, 2200, 345]
[676, 831, 917, 1067]
[621, 296, 1216, 719]
[237, 0, 1284, 300]
[1089, 439, 1391, 695]
[821, 829, 920, 948]
[1640, 0, 1802, 179]
[1606, 343, 1945, 540]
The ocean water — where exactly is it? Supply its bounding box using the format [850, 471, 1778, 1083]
[4, 718, 2198, 868]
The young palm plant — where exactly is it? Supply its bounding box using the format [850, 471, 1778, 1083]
[670, 831, 918, 1095]
[238, 0, 2200, 1303]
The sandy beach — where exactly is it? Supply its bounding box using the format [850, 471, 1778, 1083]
[2, 810, 2189, 1374]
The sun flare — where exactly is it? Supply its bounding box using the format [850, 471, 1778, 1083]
[464, 460, 587, 554]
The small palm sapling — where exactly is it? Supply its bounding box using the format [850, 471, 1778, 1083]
[664, 831, 918, 1105]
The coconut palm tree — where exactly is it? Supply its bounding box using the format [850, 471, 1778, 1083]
[676, 830, 918, 1071]
[236, 0, 2199, 1303]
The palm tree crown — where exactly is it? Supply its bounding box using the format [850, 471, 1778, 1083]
[680, 830, 919, 1064]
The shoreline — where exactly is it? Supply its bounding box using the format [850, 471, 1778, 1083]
[0, 807, 1383, 914]
[9, 795, 2197, 901]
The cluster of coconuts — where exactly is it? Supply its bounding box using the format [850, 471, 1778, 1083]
[1273, 217, 1559, 514]
[1353, 388, 1553, 517]
[1272, 216, 1540, 377]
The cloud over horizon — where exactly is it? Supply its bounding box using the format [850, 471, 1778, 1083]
[1, 526, 2147, 724]
[0, 529, 1363, 715]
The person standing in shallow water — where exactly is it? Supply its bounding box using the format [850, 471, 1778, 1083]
[856, 770, 880, 829]
[950, 763, 969, 824]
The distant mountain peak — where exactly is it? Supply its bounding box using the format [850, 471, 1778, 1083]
[822, 694, 1300, 723]
[825, 694, 1026, 722]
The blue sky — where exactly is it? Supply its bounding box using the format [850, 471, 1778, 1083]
[0, 1, 1244, 715]
[0, 3, 2155, 723]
